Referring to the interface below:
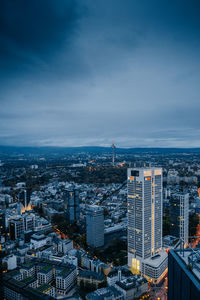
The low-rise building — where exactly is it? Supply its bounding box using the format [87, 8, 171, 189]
[37, 265, 53, 284]
[2, 254, 17, 270]
[55, 265, 77, 295]
[36, 284, 55, 298]
[86, 286, 123, 300]
[77, 270, 105, 289]
[20, 262, 35, 278]
[107, 267, 133, 286]
[31, 233, 48, 249]
[115, 276, 148, 300]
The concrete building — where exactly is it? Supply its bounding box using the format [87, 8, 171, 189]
[23, 213, 35, 231]
[37, 265, 53, 284]
[36, 284, 55, 298]
[9, 218, 24, 240]
[2, 254, 17, 270]
[77, 270, 105, 289]
[115, 275, 148, 300]
[56, 239, 73, 254]
[107, 267, 133, 286]
[86, 286, 123, 300]
[170, 193, 189, 245]
[20, 262, 35, 278]
[86, 205, 104, 248]
[55, 265, 77, 295]
[31, 233, 48, 249]
[127, 168, 167, 284]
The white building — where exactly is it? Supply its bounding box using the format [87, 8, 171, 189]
[127, 168, 167, 284]
[3, 254, 17, 270]
[115, 276, 148, 300]
[37, 265, 53, 284]
[56, 266, 77, 295]
[30, 233, 48, 249]
[57, 239, 73, 254]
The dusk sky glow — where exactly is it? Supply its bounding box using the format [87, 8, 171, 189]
[0, 0, 200, 147]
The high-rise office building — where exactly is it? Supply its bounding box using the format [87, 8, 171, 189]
[170, 193, 189, 246]
[168, 248, 200, 299]
[64, 188, 80, 223]
[86, 205, 104, 248]
[18, 188, 32, 214]
[0, 210, 6, 237]
[9, 218, 24, 240]
[127, 168, 168, 284]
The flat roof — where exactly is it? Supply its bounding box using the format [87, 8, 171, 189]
[140, 250, 168, 268]
[170, 249, 200, 283]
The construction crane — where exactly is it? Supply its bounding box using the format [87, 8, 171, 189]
[111, 141, 116, 166]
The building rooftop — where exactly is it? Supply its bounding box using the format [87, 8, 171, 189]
[39, 265, 52, 274]
[115, 276, 147, 291]
[37, 284, 53, 293]
[79, 270, 105, 281]
[31, 233, 46, 241]
[140, 250, 168, 268]
[86, 286, 122, 300]
[21, 277, 37, 284]
[171, 248, 200, 282]
[21, 262, 35, 269]
[87, 205, 103, 212]
[107, 267, 132, 278]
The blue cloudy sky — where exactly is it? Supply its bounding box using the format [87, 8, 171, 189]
[0, 0, 200, 147]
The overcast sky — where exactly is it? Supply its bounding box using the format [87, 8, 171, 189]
[0, 0, 200, 147]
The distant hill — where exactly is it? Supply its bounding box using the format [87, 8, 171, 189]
[0, 145, 200, 156]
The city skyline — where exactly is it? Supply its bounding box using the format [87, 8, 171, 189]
[0, 0, 200, 148]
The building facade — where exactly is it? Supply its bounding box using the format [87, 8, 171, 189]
[170, 193, 189, 245]
[9, 218, 24, 240]
[168, 249, 200, 300]
[64, 188, 80, 223]
[127, 168, 167, 284]
[86, 205, 104, 248]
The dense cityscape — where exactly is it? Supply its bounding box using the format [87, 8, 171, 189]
[0, 146, 200, 299]
[1, 1, 200, 299]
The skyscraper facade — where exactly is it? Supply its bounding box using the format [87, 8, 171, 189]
[9, 218, 24, 240]
[0, 210, 6, 239]
[127, 168, 167, 284]
[18, 188, 32, 214]
[170, 193, 189, 245]
[64, 188, 80, 223]
[86, 205, 104, 248]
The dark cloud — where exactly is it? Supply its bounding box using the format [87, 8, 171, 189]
[0, 0, 86, 78]
[0, 0, 200, 147]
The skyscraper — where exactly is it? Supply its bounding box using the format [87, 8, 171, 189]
[0, 210, 6, 240]
[86, 205, 104, 248]
[170, 193, 189, 245]
[18, 188, 32, 214]
[168, 248, 200, 299]
[127, 167, 167, 284]
[64, 188, 80, 223]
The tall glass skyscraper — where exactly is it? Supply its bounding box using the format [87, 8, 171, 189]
[127, 168, 167, 284]
[86, 205, 104, 248]
[170, 193, 189, 245]
[64, 188, 80, 223]
[18, 188, 32, 214]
